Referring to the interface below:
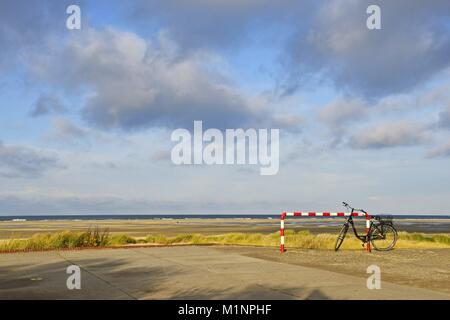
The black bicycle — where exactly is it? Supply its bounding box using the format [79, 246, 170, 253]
[335, 202, 398, 251]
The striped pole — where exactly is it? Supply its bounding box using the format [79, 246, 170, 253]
[280, 212, 286, 253]
[365, 214, 371, 252]
[280, 211, 368, 253]
[284, 212, 366, 217]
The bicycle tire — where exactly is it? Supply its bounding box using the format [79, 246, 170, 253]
[335, 224, 348, 251]
[370, 224, 398, 251]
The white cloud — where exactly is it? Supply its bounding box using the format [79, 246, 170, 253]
[350, 121, 429, 149]
[438, 104, 450, 130]
[283, 0, 450, 98]
[427, 142, 450, 158]
[30, 94, 67, 117]
[29, 28, 271, 131]
[46, 117, 108, 147]
[318, 97, 368, 126]
[0, 141, 63, 178]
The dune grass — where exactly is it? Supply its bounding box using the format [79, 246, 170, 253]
[1, 229, 449, 252]
[147, 230, 450, 249]
[0, 227, 110, 251]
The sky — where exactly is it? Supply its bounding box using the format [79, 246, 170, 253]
[1, 0, 450, 215]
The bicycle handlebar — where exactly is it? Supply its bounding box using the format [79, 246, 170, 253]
[342, 202, 367, 214]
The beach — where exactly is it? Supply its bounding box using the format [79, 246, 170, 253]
[1, 217, 449, 299]
[1, 217, 449, 240]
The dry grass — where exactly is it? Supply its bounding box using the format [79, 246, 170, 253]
[147, 230, 450, 249]
[0, 227, 110, 251]
[1, 229, 449, 252]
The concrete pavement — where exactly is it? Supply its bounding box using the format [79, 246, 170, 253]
[0, 246, 449, 300]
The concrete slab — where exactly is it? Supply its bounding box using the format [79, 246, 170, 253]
[0, 246, 449, 300]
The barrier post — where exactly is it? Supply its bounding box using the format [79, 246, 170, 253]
[365, 214, 371, 252]
[280, 211, 370, 253]
[280, 212, 286, 253]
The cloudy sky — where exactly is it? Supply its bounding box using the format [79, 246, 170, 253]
[1, 0, 450, 215]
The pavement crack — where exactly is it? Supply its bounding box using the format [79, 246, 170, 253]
[57, 251, 137, 300]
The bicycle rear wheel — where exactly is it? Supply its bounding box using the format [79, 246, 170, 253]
[335, 224, 348, 251]
[370, 224, 397, 251]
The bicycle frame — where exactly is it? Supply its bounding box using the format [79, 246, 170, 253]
[341, 203, 373, 246]
[337, 202, 398, 252]
[281, 203, 395, 253]
[345, 213, 370, 243]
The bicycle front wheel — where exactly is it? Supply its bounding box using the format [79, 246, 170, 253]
[335, 224, 348, 251]
[370, 224, 398, 251]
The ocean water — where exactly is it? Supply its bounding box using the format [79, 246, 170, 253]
[0, 214, 449, 221]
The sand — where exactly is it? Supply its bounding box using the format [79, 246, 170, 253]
[1, 217, 449, 240]
[216, 246, 450, 294]
[1, 218, 449, 298]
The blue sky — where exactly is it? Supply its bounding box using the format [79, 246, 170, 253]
[1, 0, 450, 215]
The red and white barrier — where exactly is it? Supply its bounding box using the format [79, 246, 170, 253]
[280, 212, 372, 253]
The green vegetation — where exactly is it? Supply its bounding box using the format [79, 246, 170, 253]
[109, 234, 137, 245]
[1, 229, 449, 252]
[397, 232, 450, 245]
[147, 230, 450, 249]
[0, 227, 110, 251]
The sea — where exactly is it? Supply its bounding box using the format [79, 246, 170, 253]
[1, 214, 449, 221]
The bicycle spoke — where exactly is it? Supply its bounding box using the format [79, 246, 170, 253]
[370, 224, 398, 251]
